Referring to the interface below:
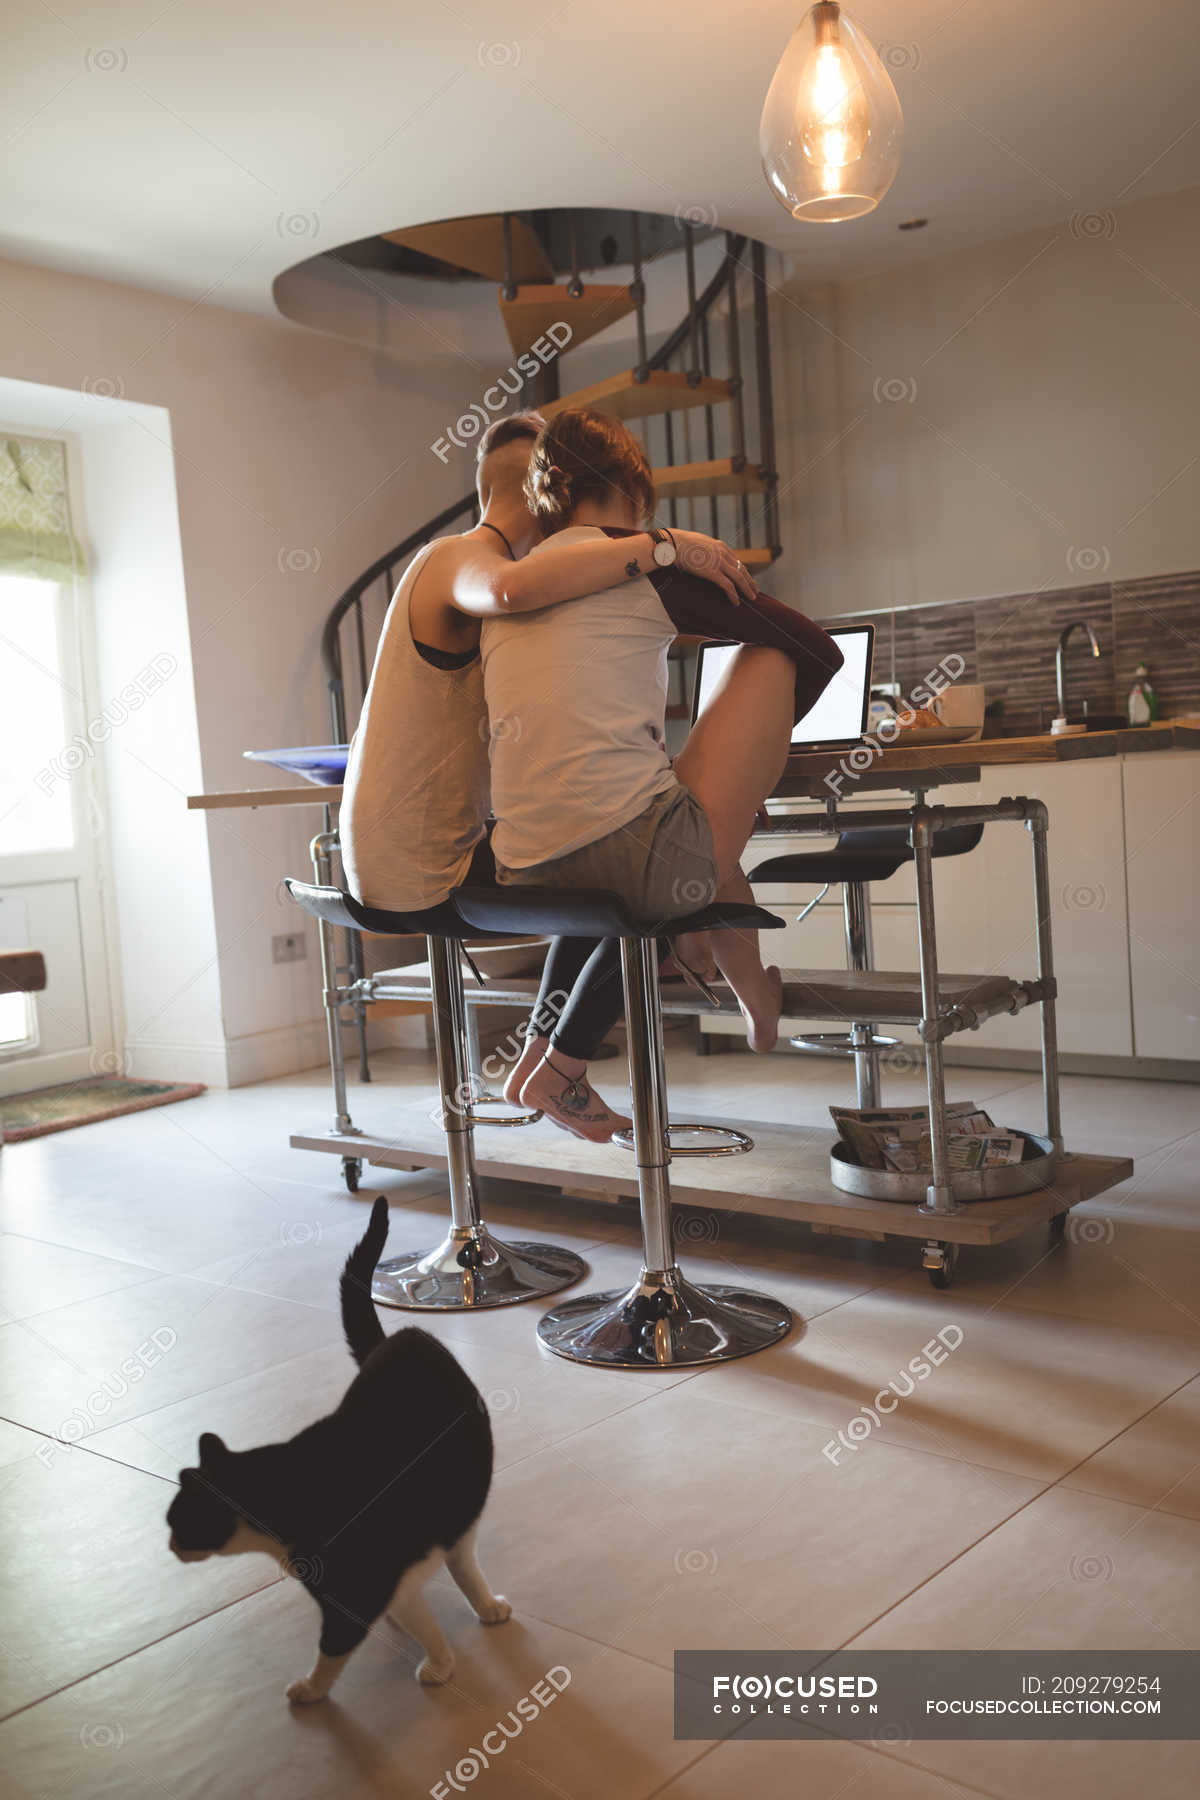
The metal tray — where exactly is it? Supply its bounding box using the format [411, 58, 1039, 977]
[831, 1132, 1057, 1204]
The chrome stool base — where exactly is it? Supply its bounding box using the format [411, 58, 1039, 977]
[372, 1225, 585, 1311]
[536, 1267, 791, 1368]
[612, 1123, 753, 1157]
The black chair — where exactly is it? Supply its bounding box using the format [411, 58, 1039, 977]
[454, 884, 793, 1369]
[284, 879, 587, 1310]
[750, 822, 983, 1106]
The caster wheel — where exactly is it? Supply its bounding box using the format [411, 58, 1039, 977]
[343, 1157, 362, 1193]
[926, 1242, 958, 1290]
[1049, 1210, 1067, 1240]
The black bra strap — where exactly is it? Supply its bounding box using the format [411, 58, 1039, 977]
[478, 520, 516, 560]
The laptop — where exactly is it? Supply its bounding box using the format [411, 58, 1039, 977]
[691, 623, 875, 753]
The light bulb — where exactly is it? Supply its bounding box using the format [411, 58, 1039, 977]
[761, 3, 903, 223]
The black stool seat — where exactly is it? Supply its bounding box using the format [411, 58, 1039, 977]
[455, 885, 784, 940]
[752, 822, 982, 887]
[283, 879, 467, 939]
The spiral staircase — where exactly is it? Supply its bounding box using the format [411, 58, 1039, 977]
[321, 206, 785, 742]
[315, 206, 787, 1079]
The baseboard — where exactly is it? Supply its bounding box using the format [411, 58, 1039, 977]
[124, 1037, 233, 1088]
[0, 1046, 98, 1098]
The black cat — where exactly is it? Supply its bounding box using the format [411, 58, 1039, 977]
[166, 1195, 509, 1704]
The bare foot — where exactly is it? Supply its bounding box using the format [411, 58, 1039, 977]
[742, 964, 783, 1053]
[672, 929, 719, 986]
[521, 1054, 631, 1143]
[503, 1034, 548, 1104]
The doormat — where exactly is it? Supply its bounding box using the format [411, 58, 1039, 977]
[1, 1076, 206, 1143]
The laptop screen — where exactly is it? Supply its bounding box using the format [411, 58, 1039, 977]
[692, 624, 875, 751]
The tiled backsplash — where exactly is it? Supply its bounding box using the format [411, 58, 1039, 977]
[824, 568, 1200, 737]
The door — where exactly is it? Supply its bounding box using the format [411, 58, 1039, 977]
[0, 571, 117, 1094]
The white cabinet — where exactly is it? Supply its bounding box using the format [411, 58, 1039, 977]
[965, 763, 1133, 1056]
[1124, 753, 1200, 1061]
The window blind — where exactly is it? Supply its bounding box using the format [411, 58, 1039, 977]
[0, 435, 87, 580]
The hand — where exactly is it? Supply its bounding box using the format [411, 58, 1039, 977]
[669, 531, 759, 605]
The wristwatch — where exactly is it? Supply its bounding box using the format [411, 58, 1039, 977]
[649, 528, 677, 568]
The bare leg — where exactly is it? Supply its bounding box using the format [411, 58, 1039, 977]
[445, 1525, 511, 1624]
[286, 1650, 352, 1705]
[672, 645, 795, 1050]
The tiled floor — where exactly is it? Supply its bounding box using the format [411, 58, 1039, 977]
[1, 1043, 1198, 1798]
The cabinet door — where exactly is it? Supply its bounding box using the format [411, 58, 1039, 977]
[973, 762, 1132, 1056]
[1124, 753, 1200, 1061]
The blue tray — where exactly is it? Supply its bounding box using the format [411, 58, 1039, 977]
[243, 745, 349, 785]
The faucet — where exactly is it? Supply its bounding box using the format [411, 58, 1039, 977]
[1054, 620, 1102, 727]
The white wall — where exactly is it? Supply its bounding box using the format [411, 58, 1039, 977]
[771, 183, 1200, 617]
[0, 254, 480, 1083]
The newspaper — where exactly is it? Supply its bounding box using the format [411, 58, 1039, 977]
[831, 1104, 1028, 1175]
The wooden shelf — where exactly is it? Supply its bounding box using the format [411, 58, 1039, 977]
[653, 457, 768, 500]
[544, 369, 734, 424]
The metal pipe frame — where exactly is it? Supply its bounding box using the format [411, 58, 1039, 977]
[910, 808, 956, 1216]
[1027, 799, 1064, 1152]
[843, 879, 882, 1109]
[310, 829, 360, 1138]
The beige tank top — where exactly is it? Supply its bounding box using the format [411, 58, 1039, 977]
[480, 526, 677, 869]
[340, 542, 489, 910]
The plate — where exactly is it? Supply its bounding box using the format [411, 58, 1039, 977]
[243, 745, 350, 784]
[889, 723, 979, 746]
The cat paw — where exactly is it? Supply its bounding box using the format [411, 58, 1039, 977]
[286, 1678, 327, 1706]
[416, 1653, 456, 1687]
[477, 1595, 512, 1624]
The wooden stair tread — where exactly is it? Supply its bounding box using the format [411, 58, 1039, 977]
[544, 369, 734, 423]
[383, 214, 551, 283]
[653, 457, 767, 499]
[498, 284, 635, 359]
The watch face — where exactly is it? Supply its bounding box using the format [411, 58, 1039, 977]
[653, 539, 676, 566]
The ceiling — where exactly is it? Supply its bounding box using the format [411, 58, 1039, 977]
[2, 0, 1199, 317]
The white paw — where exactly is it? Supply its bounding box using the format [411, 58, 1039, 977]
[478, 1595, 512, 1624]
[286, 1678, 327, 1706]
[417, 1653, 456, 1687]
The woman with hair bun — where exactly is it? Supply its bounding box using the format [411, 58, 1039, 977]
[484, 408, 844, 1139]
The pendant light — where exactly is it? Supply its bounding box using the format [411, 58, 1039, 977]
[760, 3, 903, 223]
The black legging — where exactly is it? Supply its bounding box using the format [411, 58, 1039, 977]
[464, 835, 645, 1064]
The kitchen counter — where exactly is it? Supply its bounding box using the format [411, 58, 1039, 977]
[775, 717, 1200, 799]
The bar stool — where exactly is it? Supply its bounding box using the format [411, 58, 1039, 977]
[284, 878, 587, 1309]
[454, 883, 793, 1369]
[751, 823, 983, 1106]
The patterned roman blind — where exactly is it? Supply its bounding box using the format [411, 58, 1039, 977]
[0, 436, 87, 580]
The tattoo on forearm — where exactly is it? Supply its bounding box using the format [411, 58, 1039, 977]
[624, 558, 642, 579]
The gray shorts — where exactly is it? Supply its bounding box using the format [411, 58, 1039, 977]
[496, 782, 719, 925]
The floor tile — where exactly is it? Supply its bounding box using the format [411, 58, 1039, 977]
[0, 1436, 276, 1719]
[0, 1236, 160, 1325]
[0, 1274, 344, 1440]
[0, 1582, 695, 1800]
[480, 1383, 1039, 1668]
[673, 1283, 1200, 1481]
[1062, 1373, 1200, 1519]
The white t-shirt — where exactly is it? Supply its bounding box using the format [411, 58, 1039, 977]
[479, 526, 677, 870]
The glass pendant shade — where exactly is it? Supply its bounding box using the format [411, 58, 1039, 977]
[760, 3, 903, 223]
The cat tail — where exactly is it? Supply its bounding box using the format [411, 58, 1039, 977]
[340, 1195, 389, 1365]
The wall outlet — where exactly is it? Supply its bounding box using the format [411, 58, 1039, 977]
[272, 932, 307, 965]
